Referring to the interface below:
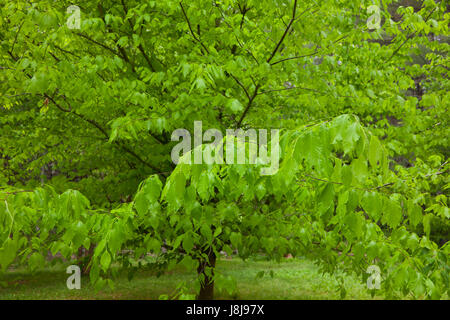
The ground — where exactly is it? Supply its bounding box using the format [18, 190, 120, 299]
[0, 257, 380, 300]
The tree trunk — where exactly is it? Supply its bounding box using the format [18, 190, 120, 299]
[77, 244, 95, 275]
[196, 249, 216, 300]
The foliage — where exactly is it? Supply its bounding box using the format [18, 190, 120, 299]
[0, 0, 448, 299]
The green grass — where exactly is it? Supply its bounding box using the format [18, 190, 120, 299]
[0, 257, 379, 300]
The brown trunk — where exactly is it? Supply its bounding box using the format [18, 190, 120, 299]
[80, 244, 95, 275]
[196, 250, 216, 300]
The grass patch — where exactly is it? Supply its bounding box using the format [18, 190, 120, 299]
[0, 257, 379, 300]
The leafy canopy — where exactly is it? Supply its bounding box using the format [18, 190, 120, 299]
[0, 0, 448, 299]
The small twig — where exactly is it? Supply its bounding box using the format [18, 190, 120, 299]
[236, 84, 261, 128]
[258, 85, 323, 95]
[10, 21, 25, 55]
[270, 50, 318, 66]
[267, 1, 315, 64]
[386, 7, 437, 63]
[239, 5, 251, 30]
[267, 0, 298, 63]
[229, 73, 250, 100]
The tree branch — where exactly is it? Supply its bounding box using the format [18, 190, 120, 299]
[236, 84, 260, 128]
[229, 73, 250, 100]
[119, 0, 155, 72]
[386, 7, 437, 63]
[267, 0, 298, 63]
[270, 50, 318, 66]
[10, 21, 25, 56]
[45, 94, 167, 175]
[179, 2, 210, 54]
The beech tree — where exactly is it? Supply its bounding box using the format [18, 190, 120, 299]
[0, 0, 448, 299]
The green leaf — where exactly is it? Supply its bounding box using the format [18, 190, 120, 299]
[228, 99, 244, 112]
[342, 165, 353, 187]
[423, 214, 433, 237]
[182, 233, 195, 253]
[361, 191, 382, 222]
[383, 198, 402, 228]
[109, 228, 123, 254]
[200, 224, 212, 243]
[180, 255, 196, 270]
[134, 192, 149, 216]
[146, 237, 161, 254]
[352, 157, 368, 184]
[368, 136, 382, 169]
[407, 200, 422, 228]
[230, 232, 241, 249]
[255, 183, 266, 201]
[100, 251, 111, 271]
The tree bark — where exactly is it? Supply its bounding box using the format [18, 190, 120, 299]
[196, 249, 216, 300]
[77, 243, 95, 275]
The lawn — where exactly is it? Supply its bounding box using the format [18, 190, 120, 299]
[0, 256, 379, 300]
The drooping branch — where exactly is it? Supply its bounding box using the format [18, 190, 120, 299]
[44, 94, 167, 175]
